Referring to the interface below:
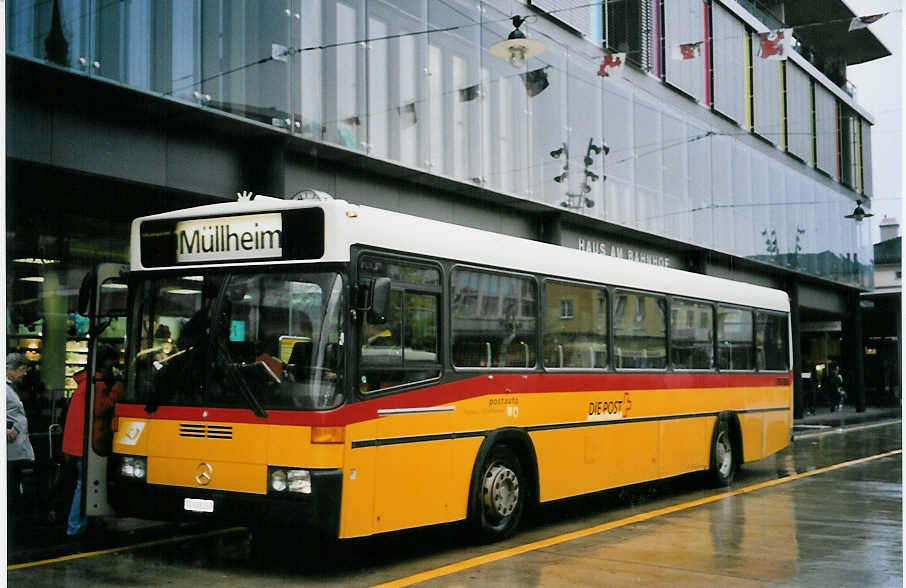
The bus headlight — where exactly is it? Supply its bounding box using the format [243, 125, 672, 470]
[287, 469, 311, 494]
[268, 467, 312, 494]
[120, 456, 147, 480]
[270, 469, 287, 492]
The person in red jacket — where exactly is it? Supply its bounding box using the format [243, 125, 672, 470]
[63, 345, 121, 536]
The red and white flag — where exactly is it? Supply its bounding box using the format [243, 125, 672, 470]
[757, 29, 792, 60]
[597, 52, 626, 78]
[849, 13, 887, 31]
[670, 42, 701, 61]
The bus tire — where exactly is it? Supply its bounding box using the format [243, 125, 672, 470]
[708, 418, 736, 487]
[469, 445, 525, 542]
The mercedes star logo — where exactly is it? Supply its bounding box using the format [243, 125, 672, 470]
[194, 462, 213, 486]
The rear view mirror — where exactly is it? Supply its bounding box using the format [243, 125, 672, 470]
[98, 279, 128, 317]
[368, 278, 391, 324]
[78, 271, 95, 316]
[79, 265, 129, 318]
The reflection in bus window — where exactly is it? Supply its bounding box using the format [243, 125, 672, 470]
[452, 269, 537, 369]
[756, 312, 789, 371]
[671, 299, 714, 370]
[718, 307, 754, 370]
[543, 282, 608, 369]
[613, 291, 666, 369]
[127, 271, 345, 410]
[358, 257, 441, 393]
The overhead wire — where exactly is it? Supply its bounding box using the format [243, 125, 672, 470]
[10, 0, 896, 204]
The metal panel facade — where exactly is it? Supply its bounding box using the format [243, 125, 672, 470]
[530, 0, 592, 37]
[752, 49, 782, 146]
[785, 63, 811, 162]
[861, 119, 873, 196]
[664, 0, 705, 102]
[711, 2, 746, 124]
[814, 84, 837, 176]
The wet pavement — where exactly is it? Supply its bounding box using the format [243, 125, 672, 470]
[5, 406, 902, 586]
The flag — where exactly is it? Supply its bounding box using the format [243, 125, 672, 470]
[597, 52, 626, 78]
[519, 67, 550, 98]
[670, 42, 702, 61]
[458, 84, 480, 102]
[849, 14, 887, 31]
[757, 29, 792, 60]
[397, 102, 417, 127]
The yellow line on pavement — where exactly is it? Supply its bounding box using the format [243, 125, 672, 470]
[374, 449, 902, 588]
[7, 526, 246, 570]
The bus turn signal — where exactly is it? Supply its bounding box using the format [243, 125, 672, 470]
[311, 426, 345, 444]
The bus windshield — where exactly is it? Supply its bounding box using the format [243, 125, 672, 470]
[126, 270, 345, 412]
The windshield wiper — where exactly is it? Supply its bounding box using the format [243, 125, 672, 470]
[216, 344, 268, 418]
[232, 369, 268, 418]
[145, 390, 160, 414]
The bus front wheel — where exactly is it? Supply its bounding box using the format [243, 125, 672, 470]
[708, 419, 736, 486]
[470, 445, 525, 542]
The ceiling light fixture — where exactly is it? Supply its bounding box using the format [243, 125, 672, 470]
[844, 200, 873, 222]
[489, 16, 545, 69]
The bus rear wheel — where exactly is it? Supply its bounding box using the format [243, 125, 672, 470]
[470, 445, 525, 542]
[708, 419, 736, 486]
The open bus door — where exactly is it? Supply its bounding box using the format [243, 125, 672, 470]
[78, 263, 129, 517]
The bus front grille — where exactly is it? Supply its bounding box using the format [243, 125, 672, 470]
[179, 423, 233, 440]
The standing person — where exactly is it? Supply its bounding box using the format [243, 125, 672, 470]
[7, 352, 36, 520]
[824, 363, 840, 413]
[63, 345, 121, 536]
[804, 364, 818, 415]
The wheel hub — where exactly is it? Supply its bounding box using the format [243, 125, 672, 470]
[716, 432, 732, 477]
[482, 464, 519, 519]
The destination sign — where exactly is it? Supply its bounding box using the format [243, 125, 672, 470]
[139, 208, 324, 267]
[175, 213, 283, 263]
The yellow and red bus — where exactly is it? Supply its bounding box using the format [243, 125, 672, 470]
[85, 191, 792, 544]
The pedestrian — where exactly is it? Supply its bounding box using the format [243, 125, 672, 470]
[63, 345, 122, 536]
[824, 363, 841, 413]
[805, 364, 817, 415]
[7, 352, 36, 521]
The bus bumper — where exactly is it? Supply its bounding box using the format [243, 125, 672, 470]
[108, 469, 342, 538]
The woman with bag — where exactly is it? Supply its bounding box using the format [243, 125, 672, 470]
[62, 345, 121, 536]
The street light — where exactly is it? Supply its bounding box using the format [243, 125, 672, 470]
[555, 138, 605, 210]
[489, 16, 545, 69]
[844, 200, 873, 222]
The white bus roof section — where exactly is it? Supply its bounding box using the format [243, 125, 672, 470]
[131, 195, 790, 313]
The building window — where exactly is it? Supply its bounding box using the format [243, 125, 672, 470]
[560, 299, 575, 320]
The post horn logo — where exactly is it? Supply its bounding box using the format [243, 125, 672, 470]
[195, 462, 214, 486]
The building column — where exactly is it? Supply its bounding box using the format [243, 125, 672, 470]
[537, 212, 563, 245]
[789, 281, 803, 419]
[842, 293, 866, 411]
[242, 137, 287, 198]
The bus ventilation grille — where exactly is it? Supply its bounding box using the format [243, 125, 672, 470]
[180, 423, 233, 440]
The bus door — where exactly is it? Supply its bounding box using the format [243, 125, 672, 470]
[78, 263, 129, 516]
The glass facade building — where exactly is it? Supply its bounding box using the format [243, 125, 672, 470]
[7, 0, 875, 288]
[7, 0, 889, 437]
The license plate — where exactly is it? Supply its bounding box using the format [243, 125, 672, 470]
[184, 498, 214, 513]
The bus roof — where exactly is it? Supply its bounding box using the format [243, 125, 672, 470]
[131, 195, 790, 312]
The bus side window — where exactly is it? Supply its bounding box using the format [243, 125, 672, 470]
[451, 268, 536, 369]
[358, 256, 441, 393]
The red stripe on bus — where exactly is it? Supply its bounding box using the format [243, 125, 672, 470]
[116, 371, 791, 427]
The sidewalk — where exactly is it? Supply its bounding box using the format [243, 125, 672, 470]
[793, 404, 902, 430]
